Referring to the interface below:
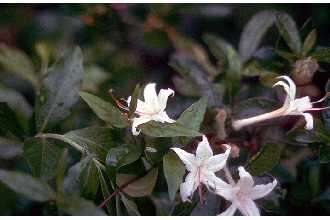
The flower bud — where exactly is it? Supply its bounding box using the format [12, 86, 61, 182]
[292, 57, 319, 85]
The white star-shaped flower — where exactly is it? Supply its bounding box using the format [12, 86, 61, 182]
[172, 135, 231, 202]
[216, 166, 277, 216]
[232, 75, 330, 130]
[127, 83, 175, 135]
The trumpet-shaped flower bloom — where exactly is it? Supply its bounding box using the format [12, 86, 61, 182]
[172, 135, 231, 202]
[216, 166, 277, 216]
[232, 75, 330, 130]
[127, 83, 175, 135]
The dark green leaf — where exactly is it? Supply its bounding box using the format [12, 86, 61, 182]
[302, 29, 317, 56]
[0, 44, 37, 87]
[171, 201, 198, 216]
[128, 84, 140, 119]
[141, 121, 202, 138]
[80, 159, 99, 198]
[0, 103, 24, 138]
[63, 127, 115, 162]
[276, 12, 301, 55]
[310, 47, 330, 63]
[79, 91, 128, 128]
[106, 144, 142, 169]
[177, 97, 207, 131]
[116, 168, 158, 197]
[239, 10, 277, 62]
[35, 47, 83, 132]
[56, 148, 68, 193]
[96, 165, 114, 215]
[246, 143, 284, 176]
[163, 152, 185, 201]
[63, 156, 92, 194]
[57, 195, 106, 216]
[320, 145, 330, 164]
[0, 169, 55, 202]
[23, 137, 65, 181]
[120, 193, 141, 216]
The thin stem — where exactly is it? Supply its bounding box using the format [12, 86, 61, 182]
[35, 133, 84, 153]
[232, 107, 286, 131]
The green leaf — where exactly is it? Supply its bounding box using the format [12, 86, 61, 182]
[57, 195, 106, 216]
[302, 29, 317, 56]
[320, 145, 330, 164]
[203, 33, 241, 75]
[310, 47, 330, 63]
[79, 91, 128, 128]
[0, 169, 55, 202]
[106, 144, 142, 169]
[177, 97, 207, 131]
[141, 121, 202, 138]
[120, 193, 141, 216]
[96, 165, 114, 215]
[239, 10, 277, 62]
[63, 127, 115, 162]
[0, 44, 38, 87]
[276, 12, 301, 55]
[23, 137, 65, 181]
[0, 102, 24, 138]
[80, 159, 100, 198]
[163, 152, 185, 201]
[56, 148, 68, 193]
[116, 168, 158, 197]
[63, 156, 93, 195]
[128, 84, 140, 119]
[246, 143, 284, 176]
[35, 47, 83, 132]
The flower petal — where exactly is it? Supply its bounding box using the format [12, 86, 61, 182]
[180, 172, 198, 202]
[277, 75, 296, 99]
[131, 116, 151, 136]
[218, 204, 237, 216]
[158, 88, 174, 111]
[293, 96, 313, 112]
[196, 135, 213, 161]
[237, 198, 260, 216]
[237, 166, 254, 191]
[171, 148, 196, 172]
[143, 83, 159, 107]
[153, 111, 175, 123]
[301, 112, 314, 130]
[206, 147, 231, 172]
[205, 172, 235, 201]
[249, 179, 277, 200]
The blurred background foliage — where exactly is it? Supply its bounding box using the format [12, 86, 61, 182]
[0, 4, 330, 216]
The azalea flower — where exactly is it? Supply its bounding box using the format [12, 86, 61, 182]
[127, 83, 176, 135]
[172, 135, 231, 202]
[216, 166, 277, 216]
[232, 75, 330, 130]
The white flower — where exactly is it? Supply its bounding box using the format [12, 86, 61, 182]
[216, 166, 277, 216]
[232, 75, 330, 130]
[172, 135, 231, 202]
[127, 83, 175, 135]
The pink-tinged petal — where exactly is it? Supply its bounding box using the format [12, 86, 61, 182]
[158, 88, 174, 111]
[218, 204, 237, 216]
[196, 135, 213, 161]
[277, 75, 296, 99]
[237, 166, 254, 191]
[171, 148, 196, 172]
[205, 172, 235, 201]
[293, 96, 313, 112]
[143, 83, 159, 107]
[237, 198, 260, 216]
[301, 113, 314, 130]
[206, 147, 231, 172]
[180, 172, 198, 202]
[249, 179, 277, 200]
[131, 116, 151, 136]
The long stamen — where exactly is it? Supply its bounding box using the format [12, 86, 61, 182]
[108, 89, 130, 111]
[307, 106, 330, 111]
[311, 92, 330, 104]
